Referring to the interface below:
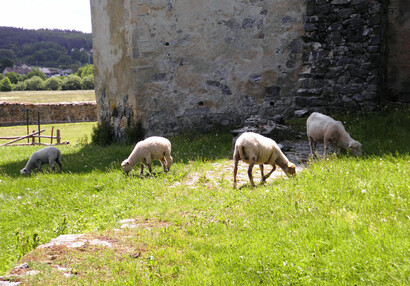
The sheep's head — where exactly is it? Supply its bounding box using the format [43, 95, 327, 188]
[20, 168, 31, 175]
[348, 141, 362, 156]
[121, 159, 133, 174]
[286, 163, 296, 176]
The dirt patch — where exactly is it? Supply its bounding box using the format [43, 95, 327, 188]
[2, 217, 172, 284]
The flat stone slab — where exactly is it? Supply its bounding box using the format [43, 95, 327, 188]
[37, 234, 112, 249]
[0, 281, 21, 286]
[37, 234, 87, 249]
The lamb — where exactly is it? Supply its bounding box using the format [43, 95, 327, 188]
[306, 112, 362, 157]
[121, 136, 173, 176]
[20, 147, 62, 175]
[233, 132, 296, 188]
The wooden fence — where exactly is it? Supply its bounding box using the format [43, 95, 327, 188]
[0, 128, 68, 147]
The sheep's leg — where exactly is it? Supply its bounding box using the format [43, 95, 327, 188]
[140, 163, 144, 177]
[36, 159, 42, 171]
[233, 154, 240, 188]
[262, 164, 276, 181]
[160, 158, 167, 172]
[308, 136, 314, 155]
[308, 137, 318, 158]
[248, 162, 255, 187]
[50, 161, 56, 172]
[147, 163, 153, 174]
[259, 164, 264, 181]
[323, 138, 328, 157]
[56, 159, 63, 171]
[145, 157, 153, 174]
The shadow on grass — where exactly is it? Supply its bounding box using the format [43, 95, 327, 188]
[0, 131, 234, 178]
[2, 108, 408, 178]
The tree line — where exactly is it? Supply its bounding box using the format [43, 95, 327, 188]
[0, 27, 92, 71]
[0, 64, 94, 91]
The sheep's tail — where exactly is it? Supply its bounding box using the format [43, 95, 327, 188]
[238, 146, 249, 161]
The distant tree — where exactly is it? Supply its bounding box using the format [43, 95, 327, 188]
[70, 48, 82, 62]
[5, 72, 22, 84]
[0, 58, 13, 73]
[77, 64, 94, 78]
[0, 49, 16, 60]
[82, 75, 94, 90]
[24, 76, 44, 90]
[14, 81, 25, 91]
[26, 68, 46, 80]
[0, 27, 92, 68]
[57, 54, 72, 67]
[61, 74, 82, 90]
[0, 77, 12, 91]
[45, 77, 62, 90]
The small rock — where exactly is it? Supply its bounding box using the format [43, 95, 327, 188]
[89, 239, 112, 248]
[37, 234, 87, 249]
[120, 223, 138, 229]
[294, 109, 309, 118]
[118, 219, 136, 224]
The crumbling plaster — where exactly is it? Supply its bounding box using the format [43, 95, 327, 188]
[91, 0, 306, 138]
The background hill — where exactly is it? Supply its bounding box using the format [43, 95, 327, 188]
[0, 27, 92, 71]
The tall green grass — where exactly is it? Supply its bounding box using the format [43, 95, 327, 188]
[0, 108, 409, 285]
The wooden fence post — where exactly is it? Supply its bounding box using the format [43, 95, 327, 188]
[57, 129, 61, 145]
[26, 110, 29, 143]
[38, 112, 41, 144]
[51, 126, 54, 145]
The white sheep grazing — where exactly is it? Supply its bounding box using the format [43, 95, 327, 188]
[20, 147, 62, 175]
[233, 132, 296, 188]
[121, 136, 173, 176]
[306, 112, 362, 157]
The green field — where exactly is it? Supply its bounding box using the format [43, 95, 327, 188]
[0, 108, 409, 285]
[0, 90, 96, 104]
[0, 122, 97, 146]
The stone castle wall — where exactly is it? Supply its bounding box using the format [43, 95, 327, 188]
[91, 0, 306, 138]
[0, 102, 97, 126]
[90, 0, 409, 138]
[295, 0, 387, 113]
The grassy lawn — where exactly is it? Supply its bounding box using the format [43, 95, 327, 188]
[0, 108, 409, 285]
[0, 122, 97, 146]
[0, 90, 96, 104]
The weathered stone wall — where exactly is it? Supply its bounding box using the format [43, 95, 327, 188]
[296, 0, 387, 114]
[90, 0, 407, 138]
[387, 0, 410, 102]
[91, 0, 306, 138]
[0, 102, 97, 126]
